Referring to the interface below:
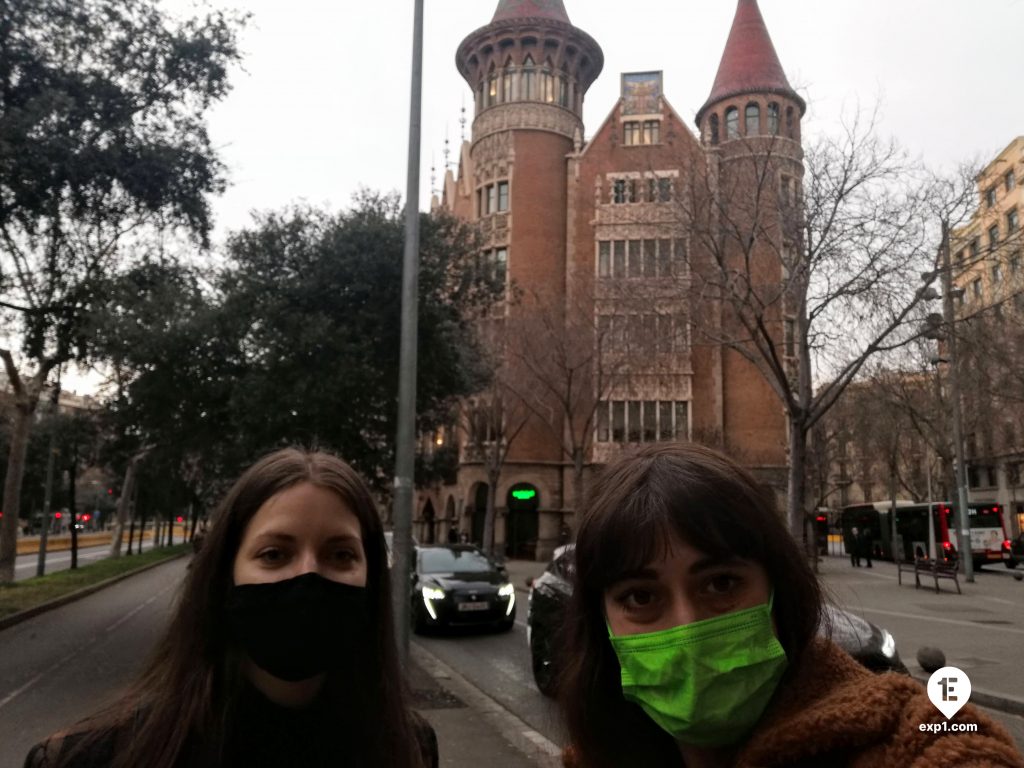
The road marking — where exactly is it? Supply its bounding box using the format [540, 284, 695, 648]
[854, 606, 1024, 635]
[0, 580, 178, 711]
[15, 552, 108, 571]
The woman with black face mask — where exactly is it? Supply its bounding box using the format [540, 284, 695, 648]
[24, 448, 437, 768]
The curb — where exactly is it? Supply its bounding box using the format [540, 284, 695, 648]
[0, 552, 189, 633]
[909, 672, 1024, 719]
[410, 641, 561, 768]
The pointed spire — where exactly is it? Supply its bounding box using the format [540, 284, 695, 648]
[491, 0, 570, 24]
[698, 0, 802, 122]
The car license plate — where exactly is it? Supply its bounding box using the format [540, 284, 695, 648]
[458, 601, 489, 612]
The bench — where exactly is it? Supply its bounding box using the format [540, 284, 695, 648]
[898, 556, 961, 594]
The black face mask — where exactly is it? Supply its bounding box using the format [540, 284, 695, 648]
[225, 572, 370, 682]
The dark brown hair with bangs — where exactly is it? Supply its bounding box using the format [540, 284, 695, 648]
[558, 443, 824, 768]
[35, 448, 426, 768]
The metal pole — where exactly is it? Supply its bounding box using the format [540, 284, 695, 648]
[36, 373, 62, 577]
[940, 220, 975, 582]
[391, 0, 425, 666]
[926, 454, 935, 560]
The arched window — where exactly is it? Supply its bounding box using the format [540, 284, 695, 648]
[558, 75, 569, 107]
[785, 106, 795, 138]
[725, 107, 739, 139]
[522, 56, 535, 100]
[767, 103, 780, 135]
[502, 59, 514, 102]
[487, 65, 498, 107]
[541, 59, 555, 103]
[477, 81, 484, 113]
[709, 114, 720, 145]
[745, 103, 760, 136]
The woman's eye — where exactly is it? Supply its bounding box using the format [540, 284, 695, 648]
[332, 549, 358, 563]
[617, 588, 658, 613]
[256, 548, 285, 564]
[705, 574, 741, 595]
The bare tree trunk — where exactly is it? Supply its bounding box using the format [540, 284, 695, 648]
[483, 466, 500, 558]
[69, 457, 79, 570]
[571, 448, 585, 529]
[787, 415, 809, 544]
[109, 459, 139, 558]
[0, 406, 36, 582]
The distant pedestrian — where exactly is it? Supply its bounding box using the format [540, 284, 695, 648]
[848, 526, 862, 567]
[459, 531, 470, 544]
[26, 448, 437, 768]
[447, 526, 459, 544]
[557, 443, 1023, 767]
[859, 527, 873, 568]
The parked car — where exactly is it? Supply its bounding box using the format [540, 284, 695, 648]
[412, 544, 516, 633]
[527, 544, 909, 697]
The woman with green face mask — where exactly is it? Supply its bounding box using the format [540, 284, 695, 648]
[558, 443, 1024, 768]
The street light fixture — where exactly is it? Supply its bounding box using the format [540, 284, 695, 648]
[919, 220, 974, 583]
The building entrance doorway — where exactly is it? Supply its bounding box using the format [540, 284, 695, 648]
[470, 483, 488, 546]
[506, 483, 539, 560]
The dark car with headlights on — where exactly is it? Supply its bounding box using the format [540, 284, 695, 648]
[527, 545, 909, 696]
[412, 545, 516, 633]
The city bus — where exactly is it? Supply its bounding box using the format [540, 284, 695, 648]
[840, 501, 1015, 569]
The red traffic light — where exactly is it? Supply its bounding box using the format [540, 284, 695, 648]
[815, 515, 827, 522]
[107, 488, 113, 495]
[176, 516, 184, 523]
[54, 512, 62, 519]
[82, 514, 91, 522]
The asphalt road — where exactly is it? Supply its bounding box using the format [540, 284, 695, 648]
[413, 593, 567, 749]
[13, 540, 158, 582]
[0, 557, 186, 767]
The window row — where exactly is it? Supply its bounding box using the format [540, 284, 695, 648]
[598, 238, 687, 279]
[623, 120, 661, 146]
[986, 171, 1018, 208]
[477, 181, 509, 216]
[609, 176, 674, 204]
[708, 102, 796, 145]
[960, 211, 1020, 262]
[478, 56, 573, 111]
[964, 251, 1023, 303]
[596, 400, 690, 444]
[597, 313, 687, 355]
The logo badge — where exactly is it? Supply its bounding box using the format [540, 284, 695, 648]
[927, 666, 971, 719]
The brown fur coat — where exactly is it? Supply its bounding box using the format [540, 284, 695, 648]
[565, 639, 1024, 767]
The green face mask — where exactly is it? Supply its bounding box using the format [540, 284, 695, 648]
[608, 593, 787, 748]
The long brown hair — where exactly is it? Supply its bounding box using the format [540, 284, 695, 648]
[56, 448, 424, 768]
[559, 443, 825, 768]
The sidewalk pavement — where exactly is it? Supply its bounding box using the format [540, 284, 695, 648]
[410, 644, 559, 768]
[818, 555, 1024, 714]
[408, 558, 556, 768]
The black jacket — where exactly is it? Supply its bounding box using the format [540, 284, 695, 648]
[24, 686, 439, 768]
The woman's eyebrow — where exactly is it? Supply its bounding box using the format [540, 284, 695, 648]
[688, 555, 747, 575]
[607, 567, 660, 585]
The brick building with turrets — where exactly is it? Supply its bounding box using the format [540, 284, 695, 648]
[417, 0, 804, 560]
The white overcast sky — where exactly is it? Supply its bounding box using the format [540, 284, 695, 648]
[161, 0, 1024, 242]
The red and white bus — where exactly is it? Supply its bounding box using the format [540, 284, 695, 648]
[841, 501, 1016, 569]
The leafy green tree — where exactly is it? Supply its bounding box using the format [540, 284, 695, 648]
[219, 194, 498, 489]
[0, 0, 245, 580]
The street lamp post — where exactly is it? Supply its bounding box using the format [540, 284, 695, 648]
[391, 0, 425, 666]
[922, 220, 974, 582]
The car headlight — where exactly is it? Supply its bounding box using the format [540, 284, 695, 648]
[880, 629, 896, 659]
[422, 586, 446, 601]
[498, 583, 515, 598]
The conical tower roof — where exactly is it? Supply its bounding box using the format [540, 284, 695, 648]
[491, 0, 570, 24]
[697, 0, 803, 123]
